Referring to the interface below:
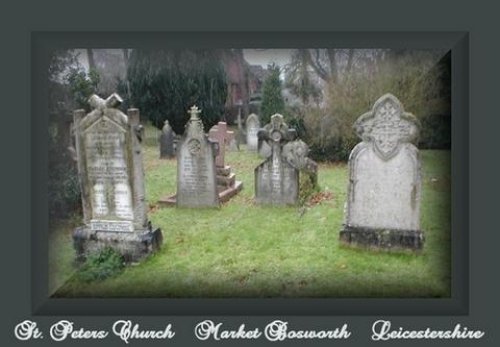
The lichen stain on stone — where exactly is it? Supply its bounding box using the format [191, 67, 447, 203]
[411, 183, 417, 210]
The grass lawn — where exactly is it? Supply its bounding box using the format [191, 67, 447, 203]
[51, 129, 451, 298]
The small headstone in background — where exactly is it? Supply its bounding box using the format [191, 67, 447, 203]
[159, 119, 175, 159]
[246, 113, 260, 151]
[340, 93, 424, 250]
[255, 114, 299, 205]
[72, 93, 162, 262]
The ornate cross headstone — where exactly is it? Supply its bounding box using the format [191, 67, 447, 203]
[208, 122, 230, 168]
[159, 120, 175, 159]
[72, 93, 162, 262]
[254, 114, 299, 205]
[340, 93, 424, 250]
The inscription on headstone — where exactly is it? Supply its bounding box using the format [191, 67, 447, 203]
[72, 94, 162, 261]
[340, 93, 424, 250]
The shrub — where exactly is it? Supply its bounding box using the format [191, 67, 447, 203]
[76, 248, 125, 282]
[260, 63, 285, 125]
[301, 50, 451, 162]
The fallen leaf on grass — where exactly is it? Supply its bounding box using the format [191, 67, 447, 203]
[307, 191, 334, 206]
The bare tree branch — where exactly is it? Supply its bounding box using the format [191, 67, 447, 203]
[86, 49, 96, 70]
[302, 49, 329, 82]
[326, 49, 338, 83]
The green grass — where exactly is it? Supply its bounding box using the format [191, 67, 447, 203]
[51, 131, 451, 298]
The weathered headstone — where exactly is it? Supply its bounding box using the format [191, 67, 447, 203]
[159, 120, 175, 158]
[72, 93, 162, 262]
[340, 93, 424, 250]
[246, 113, 260, 151]
[160, 106, 219, 208]
[255, 114, 299, 205]
[208, 121, 243, 202]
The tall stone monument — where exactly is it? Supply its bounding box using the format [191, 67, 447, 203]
[159, 106, 219, 208]
[340, 93, 424, 250]
[72, 93, 162, 262]
[255, 114, 299, 205]
[245, 113, 260, 151]
[159, 119, 175, 159]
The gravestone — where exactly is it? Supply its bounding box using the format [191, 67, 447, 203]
[208, 122, 243, 202]
[340, 93, 424, 250]
[159, 106, 219, 208]
[245, 113, 260, 151]
[159, 120, 175, 159]
[255, 114, 299, 205]
[72, 93, 162, 262]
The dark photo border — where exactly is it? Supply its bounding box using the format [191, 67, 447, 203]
[31, 31, 468, 316]
[6, 1, 500, 346]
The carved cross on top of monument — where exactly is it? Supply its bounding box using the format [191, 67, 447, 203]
[188, 105, 201, 120]
[185, 105, 204, 137]
[354, 93, 419, 160]
[89, 93, 123, 110]
[258, 113, 297, 149]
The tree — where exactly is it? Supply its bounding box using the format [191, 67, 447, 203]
[260, 63, 285, 125]
[126, 49, 227, 134]
[284, 50, 322, 104]
[302, 49, 451, 162]
[48, 49, 85, 218]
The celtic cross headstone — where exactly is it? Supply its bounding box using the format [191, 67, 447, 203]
[254, 114, 299, 205]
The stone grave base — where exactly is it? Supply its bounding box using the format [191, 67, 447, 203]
[73, 226, 163, 263]
[158, 181, 243, 207]
[218, 180, 243, 203]
[339, 225, 424, 250]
